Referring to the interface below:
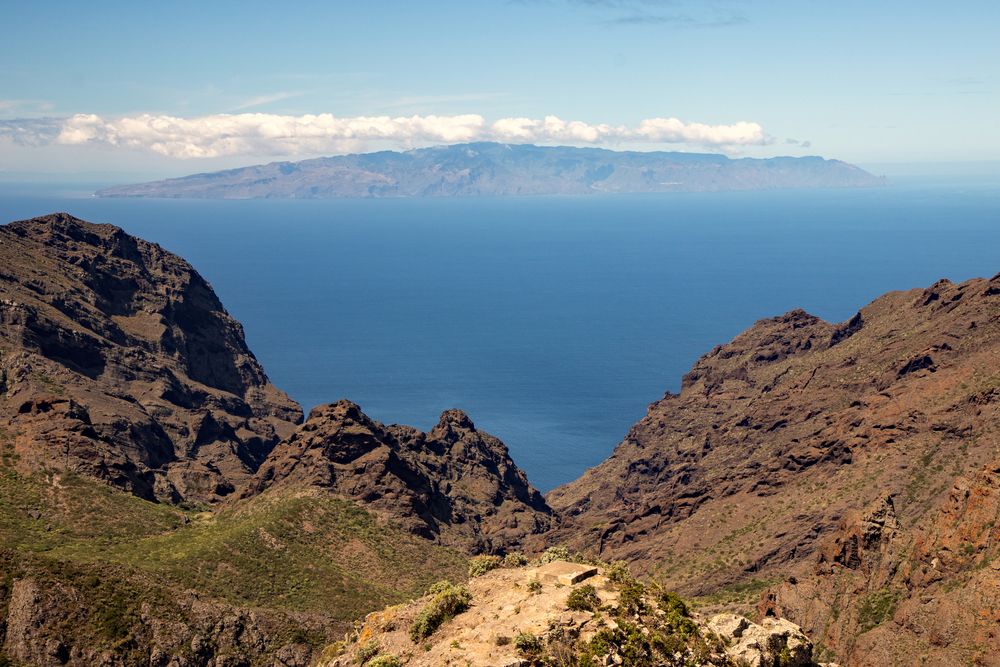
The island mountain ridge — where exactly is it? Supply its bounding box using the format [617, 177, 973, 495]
[95, 142, 884, 199]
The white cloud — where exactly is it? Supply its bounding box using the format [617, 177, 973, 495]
[634, 118, 766, 145]
[3, 112, 772, 159]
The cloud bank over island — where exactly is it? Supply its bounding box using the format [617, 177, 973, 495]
[1, 112, 771, 159]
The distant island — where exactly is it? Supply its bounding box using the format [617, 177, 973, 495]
[96, 142, 884, 199]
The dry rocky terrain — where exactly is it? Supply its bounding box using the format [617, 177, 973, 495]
[546, 274, 1000, 665]
[322, 558, 825, 667]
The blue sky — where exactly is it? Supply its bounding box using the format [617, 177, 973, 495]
[1, 0, 998, 176]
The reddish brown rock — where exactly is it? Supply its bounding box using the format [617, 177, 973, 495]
[545, 274, 1000, 665]
[246, 399, 555, 553]
[0, 213, 302, 501]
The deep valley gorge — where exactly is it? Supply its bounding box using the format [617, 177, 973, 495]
[1, 213, 997, 667]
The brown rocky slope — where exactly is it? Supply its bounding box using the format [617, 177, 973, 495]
[0, 213, 303, 502]
[245, 400, 555, 553]
[0, 213, 557, 665]
[545, 274, 1000, 665]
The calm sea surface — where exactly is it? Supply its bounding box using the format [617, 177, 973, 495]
[1, 178, 998, 491]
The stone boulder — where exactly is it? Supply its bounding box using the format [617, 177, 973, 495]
[707, 613, 814, 667]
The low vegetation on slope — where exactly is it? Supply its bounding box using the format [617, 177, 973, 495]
[0, 460, 466, 665]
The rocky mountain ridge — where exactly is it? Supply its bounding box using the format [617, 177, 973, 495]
[545, 273, 1000, 665]
[95, 142, 884, 199]
[245, 400, 555, 552]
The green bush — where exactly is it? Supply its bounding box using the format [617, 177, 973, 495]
[566, 584, 601, 611]
[468, 554, 502, 577]
[356, 639, 380, 664]
[857, 588, 900, 632]
[527, 579, 542, 593]
[605, 560, 633, 585]
[657, 590, 690, 618]
[539, 545, 570, 563]
[578, 621, 703, 667]
[409, 583, 472, 642]
[367, 656, 401, 667]
[502, 551, 528, 567]
[425, 579, 454, 596]
[615, 580, 647, 617]
[514, 631, 543, 654]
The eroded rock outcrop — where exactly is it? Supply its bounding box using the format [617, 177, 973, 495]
[0, 213, 303, 502]
[707, 613, 815, 667]
[247, 400, 555, 553]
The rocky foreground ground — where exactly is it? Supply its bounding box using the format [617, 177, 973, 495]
[322, 555, 829, 667]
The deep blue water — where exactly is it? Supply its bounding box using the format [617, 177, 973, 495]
[1, 179, 998, 491]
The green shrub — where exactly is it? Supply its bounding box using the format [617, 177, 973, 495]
[425, 579, 454, 596]
[615, 580, 647, 617]
[566, 584, 601, 611]
[409, 583, 472, 642]
[605, 560, 633, 585]
[514, 631, 543, 654]
[579, 620, 708, 667]
[367, 656, 401, 667]
[856, 588, 900, 632]
[656, 590, 690, 618]
[527, 579, 542, 593]
[468, 554, 502, 577]
[356, 639, 380, 664]
[539, 545, 570, 563]
[502, 551, 528, 567]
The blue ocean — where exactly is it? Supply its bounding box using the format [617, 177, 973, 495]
[1, 178, 998, 491]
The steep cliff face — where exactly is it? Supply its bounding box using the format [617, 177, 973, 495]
[247, 400, 556, 553]
[0, 213, 302, 502]
[1, 574, 326, 667]
[546, 274, 1000, 664]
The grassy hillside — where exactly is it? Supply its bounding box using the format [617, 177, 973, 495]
[0, 451, 467, 663]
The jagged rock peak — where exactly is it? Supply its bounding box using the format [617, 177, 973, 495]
[248, 400, 555, 553]
[434, 408, 477, 432]
[304, 399, 374, 425]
